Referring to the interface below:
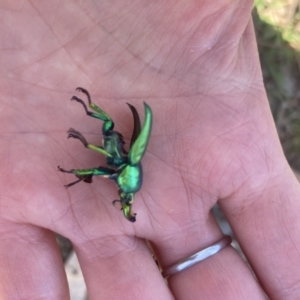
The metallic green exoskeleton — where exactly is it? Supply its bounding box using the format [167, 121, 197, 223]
[58, 87, 152, 222]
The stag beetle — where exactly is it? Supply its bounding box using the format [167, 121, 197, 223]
[58, 87, 152, 222]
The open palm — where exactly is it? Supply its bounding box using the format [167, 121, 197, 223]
[1, 1, 300, 299]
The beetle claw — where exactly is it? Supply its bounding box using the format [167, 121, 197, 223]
[63, 177, 85, 188]
[112, 200, 121, 206]
[58, 166, 74, 174]
[58, 165, 65, 172]
[67, 128, 88, 147]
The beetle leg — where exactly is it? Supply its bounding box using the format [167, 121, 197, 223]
[112, 199, 121, 206]
[67, 128, 88, 146]
[57, 166, 74, 174]
[71, 87, 114, 132]
[67, 128, 112, 157]
[74, 87, 92, 104]
[58, 166, 116, 188]
[63, 177, 86, 188]
[58, 165, 115, 177]
[57, 166, 92, 187]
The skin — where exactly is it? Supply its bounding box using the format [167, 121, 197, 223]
[1, 0, 300, 299]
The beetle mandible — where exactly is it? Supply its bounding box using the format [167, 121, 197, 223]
[58, 87, 152, 222]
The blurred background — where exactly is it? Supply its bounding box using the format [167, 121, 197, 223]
[60, 2, 300, 298]
[255, 0, 300, 170]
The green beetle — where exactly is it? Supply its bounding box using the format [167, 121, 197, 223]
[58, 87, 152, 222]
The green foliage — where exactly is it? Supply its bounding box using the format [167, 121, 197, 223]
[253, 2, 300, 169]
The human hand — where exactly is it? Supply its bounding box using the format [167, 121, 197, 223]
[1, 1, 300, 299]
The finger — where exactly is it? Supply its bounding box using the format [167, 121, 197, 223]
[221, 167, 300, 298]
[149, 209, 266, 299]
[73, 234, 173, 300]
[0, 223, 69, 299]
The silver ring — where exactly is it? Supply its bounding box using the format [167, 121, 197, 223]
[162, 235, 232, 278]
